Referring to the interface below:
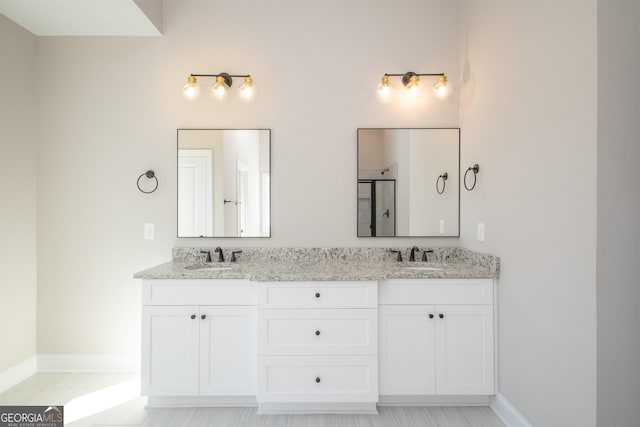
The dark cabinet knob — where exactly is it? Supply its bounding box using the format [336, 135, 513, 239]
[315, 330, 320, 336]
[439, 313, 444, 319]
[315, 377, 321, 383]
[428, 314, 434, 319]
[190, 314, 196, 320]
[315, 292, 320, 298]
[201, 314, 207, 320]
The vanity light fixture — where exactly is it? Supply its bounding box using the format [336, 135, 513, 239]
[377, 71, 449, 102]
[182, 73, 256, 103]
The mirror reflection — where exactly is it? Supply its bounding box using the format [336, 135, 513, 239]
[178, 129, 270, 238]
[357, 128, 459, 237]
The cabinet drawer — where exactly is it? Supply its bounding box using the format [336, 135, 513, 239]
[142, 280, 256, 306]
[379, 279, 493, 305]
[258, 309, 377, 355]
[258, 356, 378, 403]
[258, 282, 377, 308]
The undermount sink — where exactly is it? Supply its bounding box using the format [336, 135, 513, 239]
[403, 266, 443, 271]
[184, 264, 233, 271]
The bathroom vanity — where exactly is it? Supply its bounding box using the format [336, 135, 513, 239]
[134, 247, 499, 414]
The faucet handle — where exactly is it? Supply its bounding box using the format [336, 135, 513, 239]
[214, 247, 224, 262]
[422, 249, 435, 262]
[389, 250, 403, 262]
[200, 250, 212, 263]
[231, 250, 243, 262]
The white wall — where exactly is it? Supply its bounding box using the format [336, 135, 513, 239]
[597, 0, 640, 425]
[459, 1, 597, 426]
[0, 14, 37, 372]
[34, 0, 460, 357]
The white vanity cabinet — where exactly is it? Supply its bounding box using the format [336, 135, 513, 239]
[257, 281, 378, 413]
[379, 279, 495, 397]
[141, 280, 257, 402]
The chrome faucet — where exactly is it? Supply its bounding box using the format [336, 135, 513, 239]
[214, 247, 224, 262]
[409, 246, 419, 262]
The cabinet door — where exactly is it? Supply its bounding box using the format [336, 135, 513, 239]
[199, 306, 257, 395]
[142, 306, 199, 396]
[379, 305, 436, 395]
[435, 305, 494, 395]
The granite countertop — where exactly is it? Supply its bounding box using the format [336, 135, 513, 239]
[133, 259, 498, 282]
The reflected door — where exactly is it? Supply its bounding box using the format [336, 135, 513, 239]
[178, 150, 213, 237]
[358, 180, 396, 237]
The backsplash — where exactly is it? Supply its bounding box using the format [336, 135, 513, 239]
[172, 247, 500, 276]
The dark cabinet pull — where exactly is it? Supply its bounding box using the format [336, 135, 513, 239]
[428, 314, 434, 319]
[315, 292, 320, 298]
[201, 314, 207, 320]
[315, 330, 320, 336]
[190, 314, 196, 320]
[439, 313, 444, 319]
[315, 377, 321, 383]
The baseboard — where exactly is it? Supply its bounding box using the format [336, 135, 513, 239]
[37, 354, 139, 372]
[257, 402, 377, 415]
[379, 394, 492, 406]
[0, 356, 37, 393]
[147, 395, 257, 408]
[490, 393, 532, 427]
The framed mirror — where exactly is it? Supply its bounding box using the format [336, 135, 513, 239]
[177, 129, 271, 238]
[357, 128, 459, 237]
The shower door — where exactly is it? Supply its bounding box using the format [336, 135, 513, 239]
[358, 180, 396, 237]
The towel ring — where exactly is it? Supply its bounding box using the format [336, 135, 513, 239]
[137, 170, 158, 194]
[436, 172, 448, 195]
[464, 164, 480, 191]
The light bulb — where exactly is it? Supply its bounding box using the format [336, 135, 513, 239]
[211, 75, 229, 102]
[239, 76, 256, 103]
[406, 74, 420, 98]
[376, 75, 395, 103]
[433, 75, 450, 99]
[182, 76, 201, 102]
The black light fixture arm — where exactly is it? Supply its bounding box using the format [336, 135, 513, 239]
[189, 73, 251, 87]
[382, 72, 445, 77]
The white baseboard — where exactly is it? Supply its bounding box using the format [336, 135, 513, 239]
[0, 356, 37, 393]
[490, 393, 532, 427]
[37, 354, 139, 373]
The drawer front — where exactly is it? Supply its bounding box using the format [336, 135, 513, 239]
[258, 356, 378, 403]
[379, 279, 493, 305]
[258, 309, 377, 355]
[142, 280, 256, 306]
[258, 281, 377, 308]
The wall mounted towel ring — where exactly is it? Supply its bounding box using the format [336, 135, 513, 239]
[464, 164, 480, 191]
[137, 170, 158, 194]
[436, 172, 448, 194]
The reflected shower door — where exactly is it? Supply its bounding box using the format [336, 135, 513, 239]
[358, 180, 396, 237]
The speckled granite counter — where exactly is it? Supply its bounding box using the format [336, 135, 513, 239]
[133, 247, 499, 281]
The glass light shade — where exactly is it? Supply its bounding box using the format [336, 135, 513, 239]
[211, 76, 229, 102]
[376, 75, 395, 103]
[405, 74, 420, 98]
[239, 76, 256, 103]
[433, 75, 450, 99]
[182, 76, 201, 102]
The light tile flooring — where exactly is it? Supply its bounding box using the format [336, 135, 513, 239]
[0, 373, 505, 427]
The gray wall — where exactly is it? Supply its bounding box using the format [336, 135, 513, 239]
[597, 0, 640, 425]
[459, 1, 597, 426]
[0, 14, 37, 373]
